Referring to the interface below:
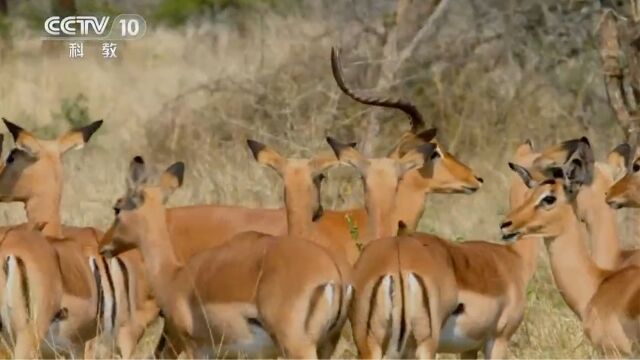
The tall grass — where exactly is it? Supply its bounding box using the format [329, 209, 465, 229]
[0, 1, 632, 357]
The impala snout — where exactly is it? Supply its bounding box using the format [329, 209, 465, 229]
[499, 220, 520, 242]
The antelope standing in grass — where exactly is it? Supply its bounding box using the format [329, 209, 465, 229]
[0, 118, 155, 357]
[99, 140, 352, 358]
[127, 48, 447, 269]
[501, 153, 640, 356]
[329, 134, 550, 358]
[514, 9, 640, 272]
[0, 130, 65, 358]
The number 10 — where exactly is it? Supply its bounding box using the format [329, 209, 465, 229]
[119, 19, 140, 37]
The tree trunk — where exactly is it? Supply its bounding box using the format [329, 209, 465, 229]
[55, 0, 76, 16]
[0, 0, 8, 16]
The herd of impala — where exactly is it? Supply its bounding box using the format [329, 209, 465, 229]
[0, 10, 639, 360]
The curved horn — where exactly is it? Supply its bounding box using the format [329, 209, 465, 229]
[331, 47, 425, 133]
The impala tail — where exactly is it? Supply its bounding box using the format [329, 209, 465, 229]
[366, 257, 434, 357]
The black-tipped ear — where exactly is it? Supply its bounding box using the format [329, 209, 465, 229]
[416, 128, 437, 143]
[416, 143, 437, 159]
[326, 136, 356, 158]
[78, 120, 103, 142]
[508, 162, 536, 188]
[246, 139, 266, 161]
[579, 136, 590, 146]
[612, 143, 632, 168]
[524, 139, 533, 148]
[166, 162, 185, 187]
[2, 118, 24, 141]
[128, 156, 147, 187]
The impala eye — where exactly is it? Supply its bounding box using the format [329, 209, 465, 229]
[633, 163, 640, 172]
[540, 195, 556, 206]
[5, 151, 15, 164]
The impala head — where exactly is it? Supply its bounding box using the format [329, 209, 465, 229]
[387, 135, 482, 194]
[500, 157, 590, 242]
[100, 156, 184, 257]
[327, 136, 435, 197]
[330, 46, 482, 195]
[605, 142, 640, 208]
[247, 139, 339, 224]
[0, 118, 103, 202]
[531, 137, 594, 185]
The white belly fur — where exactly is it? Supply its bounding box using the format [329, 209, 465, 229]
[438, 290, 502, 353]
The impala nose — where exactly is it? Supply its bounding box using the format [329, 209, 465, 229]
[500, 221, 512, 229]
[475, 176, 484, 184]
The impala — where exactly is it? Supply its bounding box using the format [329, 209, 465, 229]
[100, 140, 352, 358]
[0, 118, 155, 358]
[133, 48, 453, 271]
[501, 157, 640, 356]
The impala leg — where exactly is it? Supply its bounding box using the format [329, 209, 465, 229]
[483, 337, 508, 359]
[461, 349, 478, 359]
[357, 338, 383, 359]
[116, 325, 136, 358]
[13, 329, 38, 359]
[284, 341, 317, 359]
[414, 338, 438, 359]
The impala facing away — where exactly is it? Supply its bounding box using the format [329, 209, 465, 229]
[330, 134, 554, 358]
[502, 154, 640, 356]
[0, 215, 64, 357]
[100, 140, 351, 359]
[0, 118, 155, 358]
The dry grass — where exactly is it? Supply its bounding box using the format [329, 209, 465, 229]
[0, 2, 635, 358]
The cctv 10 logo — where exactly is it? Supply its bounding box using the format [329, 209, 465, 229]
[44, 14, 146, 40]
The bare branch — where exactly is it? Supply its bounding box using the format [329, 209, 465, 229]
[599, 9, 640, 162]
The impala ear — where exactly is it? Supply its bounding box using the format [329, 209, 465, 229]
[3, 118, 40, 157]
[609, 143, 632, 172]
[415, 127, 437, 143]
[58, 120, 103, 154]
[127, 156, 148, 190]
[508, 162, 537, 188]
[565, 137, 594, 185]
[247, 139, 287, 175]
[397, 143, 437, 175]
[326, 136, 368, 171]
[160, 162, 185, 202]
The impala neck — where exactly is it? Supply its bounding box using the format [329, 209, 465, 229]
[284, 188, 314, 238]
[544, 205, 603, 319]
[137, 210, 181, 313]
[365, 186, 398, 240]
[24, 192, 63, 238]
[579, 166, 620, 270]
[508, 175, 540, 283]
[392, 176, 427, 232]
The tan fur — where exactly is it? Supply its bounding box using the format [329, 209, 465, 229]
[0, 225, 63, 358]
[327, 138, 493, 358]
[100, 147, 351, 358]
[502, 180, 640, 355]
[525, 140, 640, 270]
[0, 119, 153, 357]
